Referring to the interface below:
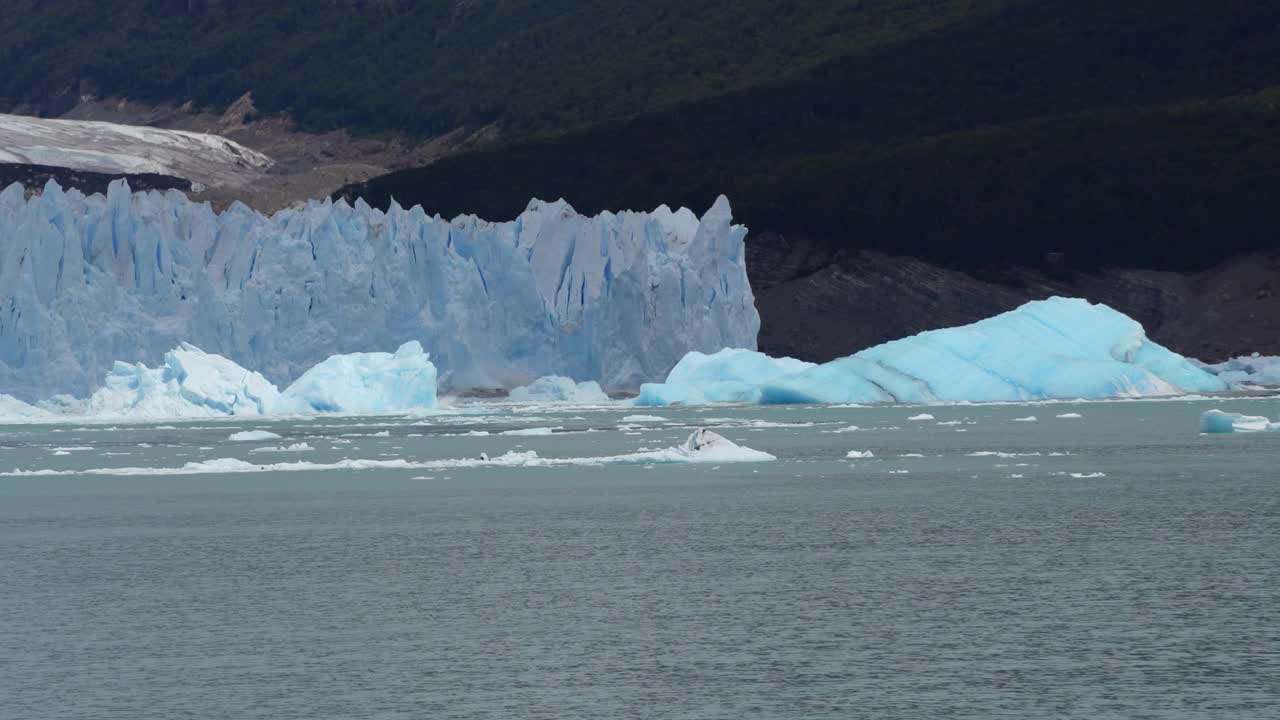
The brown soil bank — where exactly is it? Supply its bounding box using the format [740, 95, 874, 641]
[749, 234, 1280, 364]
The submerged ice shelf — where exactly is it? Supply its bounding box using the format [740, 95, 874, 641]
[0, 179, 758, 401]
[637, 298, 1231, 406]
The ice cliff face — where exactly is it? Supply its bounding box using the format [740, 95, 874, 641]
[0, 180, 758, 401]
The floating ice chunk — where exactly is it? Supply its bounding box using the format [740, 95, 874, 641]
[1012, 416, 1038, 422]
[621, 414, 666, 422]
[249, 443, 314, 453]
[228, 430, 282, 442]
[635, 349, 814, 405]
[846, 450, 875, 459]
[1198, 409, 1280, 434]
[272, 342, 437, 415]
[668, 429, 776, 463]
[1200, 354, 1280, 386]
[639, 298, 1230, 406]
[0, 394, 51, 422]
[1069, 472, 1107, 478]
[1056, 413, 1083, 419]
[508, 376, 610, 403]
[2, 430, 773, 476]
[500, 427, 562, 436]
[907, 413, 935, 421]
[79, 344, 279, 419]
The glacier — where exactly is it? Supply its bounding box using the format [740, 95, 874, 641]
[0, 113, 272, 191]
[507, 376, 611, 403]
[272, 341, 438, 415]
[0, 180, 757, 402]
[636, 297, 1231, 406]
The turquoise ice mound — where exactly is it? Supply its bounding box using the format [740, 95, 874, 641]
[272, 342, 438, 415]
[508, 376, 610, 403]
[637, 297, 1230, 406]
[635, 348, 814, 405]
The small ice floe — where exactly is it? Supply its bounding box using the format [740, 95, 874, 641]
[50, 446, 92, 453]
[1055, 413, 1083, 419]
[900, 453, 925, 458]
[3, 430, 774, 477]
[1199, 409, 1280, 434]
[621, 415, 666, 423]
[228, 430, 282, 442]
[828, 425, 861, 433]
[1012, 416, 1038, 422]
[1070, 472, 1106, 478]
[936, 420, 963, 426]
[907, 413, 935, 421]
[500, 427, 562, 436]
[968, 451, 1041, 458]
[370, 430, 391, 437]
[249, 443, 314, 453]
[846, 450, 875, 459]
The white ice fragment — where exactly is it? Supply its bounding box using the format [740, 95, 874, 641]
[228, 430, 283, 442]
[907, 413, 935, 421]
[508, 376, 610, 403]
[846, 450, 875, 459]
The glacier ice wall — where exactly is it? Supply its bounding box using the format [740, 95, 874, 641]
[0, 180, 758, 401]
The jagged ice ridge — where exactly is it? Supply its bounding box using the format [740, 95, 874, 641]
[0, 180, 758, 401]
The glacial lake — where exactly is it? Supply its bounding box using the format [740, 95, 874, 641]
[3, 397, 1279, 719]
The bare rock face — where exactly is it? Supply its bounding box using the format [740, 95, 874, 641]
[749, 235, 1280, 363]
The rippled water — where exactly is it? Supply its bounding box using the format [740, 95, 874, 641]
[3, 398, 1279, 719]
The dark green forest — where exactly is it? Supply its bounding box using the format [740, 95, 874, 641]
[5, 0, 1279, 270]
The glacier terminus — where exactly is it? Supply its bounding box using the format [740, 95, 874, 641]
[0, 180, 758, 401]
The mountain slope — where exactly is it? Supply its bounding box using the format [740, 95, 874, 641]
[0, 0, 1003, 138]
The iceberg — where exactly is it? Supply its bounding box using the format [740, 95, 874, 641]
[1201, 354, 1280, 387]
[638, 298, 1230, 406]
[635, 348, 814, 405]
[1198, 409, 1280, 434]
[272, 341, 437, 415]
[79, 343, 279, 419]
[507, 376, 610, 403]
[0, 179, 757, 402]
[0, 394, 51, 422]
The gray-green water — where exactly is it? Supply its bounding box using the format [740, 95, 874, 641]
[2, 398, 1279, 719]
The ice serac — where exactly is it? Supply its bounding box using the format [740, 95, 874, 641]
[639, 298, 1230, 405]
[80, 343, 279, 419]
[272, 341, 437, 415]
[508, 376, 610, 403]
[0, 180, 757, 401]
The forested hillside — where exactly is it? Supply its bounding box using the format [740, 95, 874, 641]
[6, 0, 1279, 271]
